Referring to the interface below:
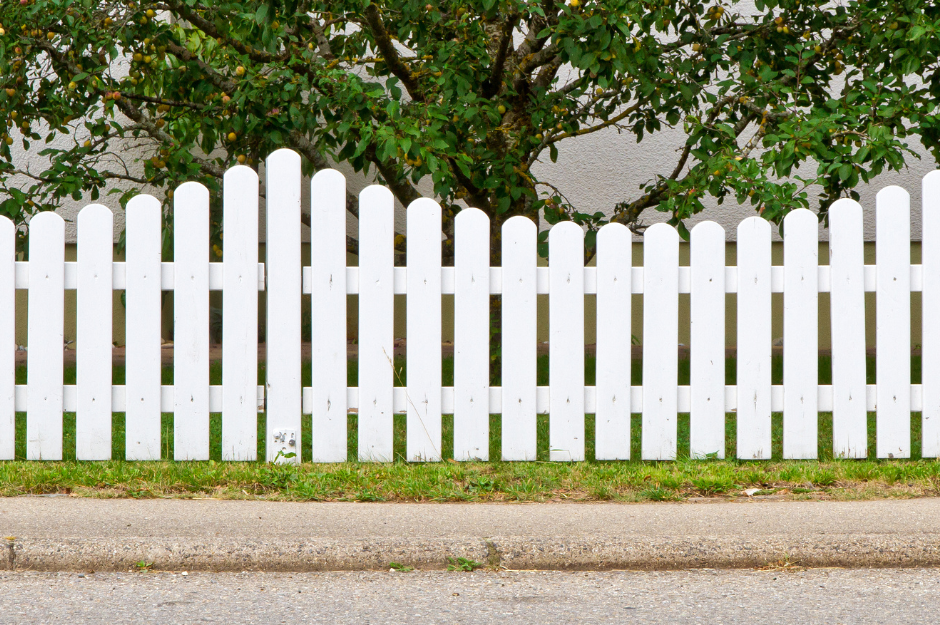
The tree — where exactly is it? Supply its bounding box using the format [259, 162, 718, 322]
[0, 0, 938, 260]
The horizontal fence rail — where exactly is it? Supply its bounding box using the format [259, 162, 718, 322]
[2, 148, 939, 463]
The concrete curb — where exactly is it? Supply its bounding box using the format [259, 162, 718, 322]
[6, 535, 940, 572]
[4, 498, 940, 572]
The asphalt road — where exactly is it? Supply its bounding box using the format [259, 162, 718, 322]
[2, 568, 939, 624]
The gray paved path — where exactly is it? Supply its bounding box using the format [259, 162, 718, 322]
[2, 568, 939, 624]
[4, 497, 940, 570]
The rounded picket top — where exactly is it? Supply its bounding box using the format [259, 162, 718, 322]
[876, 184, 910, 222]
[359, 183, 394, 209]
[502, 215, 537, 239]
[29, 209, 65, 235]
[407, 197, 442, 221]
[312, 167, 345, 190]
[454, 206, 489, 229]
[643, 221, 678, 247]
[265, 148, 300, 171]
[690, 219, 724, 242]
[782, 207, 818, 239]
[597, 221, 629, 246]
[737, 215, 771, 240]
[174, 180, 210, 208]
[548, 220, 584, 251]
[126, 193, 162, 215]
[77, 203, 113, 229]
[828, 197, 863, 230]
[924, 170, 940, 205]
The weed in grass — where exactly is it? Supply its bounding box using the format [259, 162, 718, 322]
[447, 556, 484, 572]
[639, 486, 680, 502]
[388, 562, 414, 572]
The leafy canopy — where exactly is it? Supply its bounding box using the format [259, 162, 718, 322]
[0, 0, 938, 257]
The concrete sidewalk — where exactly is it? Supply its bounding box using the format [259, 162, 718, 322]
[2, 497, 940, 572]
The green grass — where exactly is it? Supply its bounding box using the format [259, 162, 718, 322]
[1, 354, 938, 502]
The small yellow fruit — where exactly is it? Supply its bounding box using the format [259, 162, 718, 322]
[167, 189, 174, 199]
[5, 88, 15, 97]
[134, 53, 143, 62]
[155, 119, 165, 128]
[227, 132, 237, 142]
[143, 55, 152, 64]
[452, 115, 459, 122]
[535, 133, 544, 140]
[146, 9, 155, 18]
[237, 154, 246, 164]
[570, 0, 580, 6]
[47, 31, 55, 40]
[814, 45, 822, 54]
[235, 66, 245, 76]
[67, 82, 77, 90]
[84, 140, 91, 147]
[308, 42, 314, 50]
[4, 137, 12, 145]
[497, 104, 506, 114]
[10, 111, 17, 119]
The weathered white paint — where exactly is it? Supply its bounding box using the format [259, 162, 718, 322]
[828, 198, 867, 459]
[595, 223, 632, 460]
[454, 207, 490, 461]
[549, 221, 585, 462]
[221, 166, 260, 461]
[173, 182, 210, 461]
[642, 223, 679, 461]
[357, 185, 395, 462]
[9, 156, 940, 465]
[265, 149, 302, 463]
[406, 198, 442, 462]
[735, 217, 772, 459]
[876, 186, 911, 459]
[783, 209, 818, 459]
[501, 216, 538, 461]
[923, 171, 940, 457]
[0, 218, 13, 460]
[125, 195, 163, 460]
[309, 169, 348, 462]
[27, 212, 65, 460]
[76, 204, 113, 460]
[690, 221, 725, 459]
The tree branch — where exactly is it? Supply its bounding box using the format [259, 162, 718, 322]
[362, 5, 425, 102]
[482, 13, 520, 99]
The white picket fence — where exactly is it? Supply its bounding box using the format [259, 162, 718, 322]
[1, 148, 939, 462]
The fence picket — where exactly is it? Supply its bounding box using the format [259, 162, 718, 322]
[642, 223, 679, 460]
[501, 217, 537, 461]
[265, 149, 302, 463]
[173, 182, 210, 460]
[690, 221, 725, 459]
[549, 221, 585, 461]
[221, 165, 259, 461]
[828, 198, 867, 458]
[736, 217, 772, 459]
[125, 195, 162, 460]
[924, 172, 940, 457]
[406, 198, 442, 462]
[454, 208, 490, 461]
[76, 204, 113, 460]
[0, 218, 14, 460]
[876, 186, 911, 458]
[310, 169, 348, 462]
[358, 185, 395, 462]
[595, 223, 631, 460]
[27, 212, 65, 460]
[783, 208, 818, 459]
